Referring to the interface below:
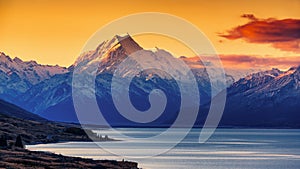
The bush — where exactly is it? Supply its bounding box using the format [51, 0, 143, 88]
[64, 127, 86, 136]
[15, 135, 24, 148]
[0, 135, 8, 148]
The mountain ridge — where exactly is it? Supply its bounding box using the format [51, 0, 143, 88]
[0, 52, 68, 103]
[0, 52, 68, 84]
[217, 65, 300, 128]
[0, 35, 299, 127]
[17, 34, 213, 123]
[0, 98, 46, 122]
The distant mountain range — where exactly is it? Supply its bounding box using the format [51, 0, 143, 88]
[0, 35, 299, 127]
[220, 66, 300, 127]
[0, 52, 68, 102]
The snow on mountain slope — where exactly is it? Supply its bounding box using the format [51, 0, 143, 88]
[73, 35, 232, 98]
[73, 34, 214, 102]
[0, 52, 68, 102]
[179, 56, 234, 90]
[0, 52, 68, 84]
[21, 35, 214, 123]
[72, 34, 214, 101]
[228, 68, 284, 94]
[2, 34, 298, 127]
[74, 34, 142, 70]
[20, 72, 72, 115]
[224, 68, 264, 82]
[247, 66, 300, 97]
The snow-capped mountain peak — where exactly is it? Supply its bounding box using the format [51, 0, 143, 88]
[0, 52, 68, 84]
[243, 68, 282, 80]
[73, 34, 212, 85]
[0, 52, 69, 103]
[74, 34, 143, 68]
[228, 65, 300, 96]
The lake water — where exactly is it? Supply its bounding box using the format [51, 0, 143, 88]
[27, 129, 300, 169]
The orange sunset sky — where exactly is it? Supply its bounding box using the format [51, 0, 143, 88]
[0, 0, 299, 70]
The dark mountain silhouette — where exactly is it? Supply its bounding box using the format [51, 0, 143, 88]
[0, 99, 46, 122]
[0, 98, 115, 145]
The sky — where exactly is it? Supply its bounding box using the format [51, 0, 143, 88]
[0, 0, 299, 70]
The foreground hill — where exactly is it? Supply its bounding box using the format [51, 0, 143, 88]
[0, 99, 46, 122]
[0, 99, 138, 169]
[0, 98, 109, 144]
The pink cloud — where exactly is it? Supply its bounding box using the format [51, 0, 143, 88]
[219, 14, 300, 53]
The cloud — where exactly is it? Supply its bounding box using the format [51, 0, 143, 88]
[272, 40, 300, 53]
[217, 54, 300, 69]
[182, 55, 300, 70]
[219, 14, 300, 53]
[241, 14, 258, 21]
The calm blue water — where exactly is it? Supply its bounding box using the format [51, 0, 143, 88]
[27, 129, 300, 169]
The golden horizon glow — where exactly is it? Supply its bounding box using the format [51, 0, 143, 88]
[0, 0, 299, 69]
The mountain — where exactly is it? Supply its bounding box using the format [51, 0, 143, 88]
[0, 52, 68, 102]
[216, 66, 300, 127]
[224, 67, 264, 82]
[20, 72, 80, 123]
[16, 34, 218, 124]
[4, 35, 298, 128]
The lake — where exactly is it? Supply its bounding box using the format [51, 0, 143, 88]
[27, 128, 300, 169]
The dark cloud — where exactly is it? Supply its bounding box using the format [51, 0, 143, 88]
[219, 14, 300, 52]
[241, 14, 258, 21]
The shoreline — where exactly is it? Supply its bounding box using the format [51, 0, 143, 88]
[0, 147, 139, 169]
[24, 134, 122, 146]
[1, 136, 139, 169]
[0, 112, 139, 169]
